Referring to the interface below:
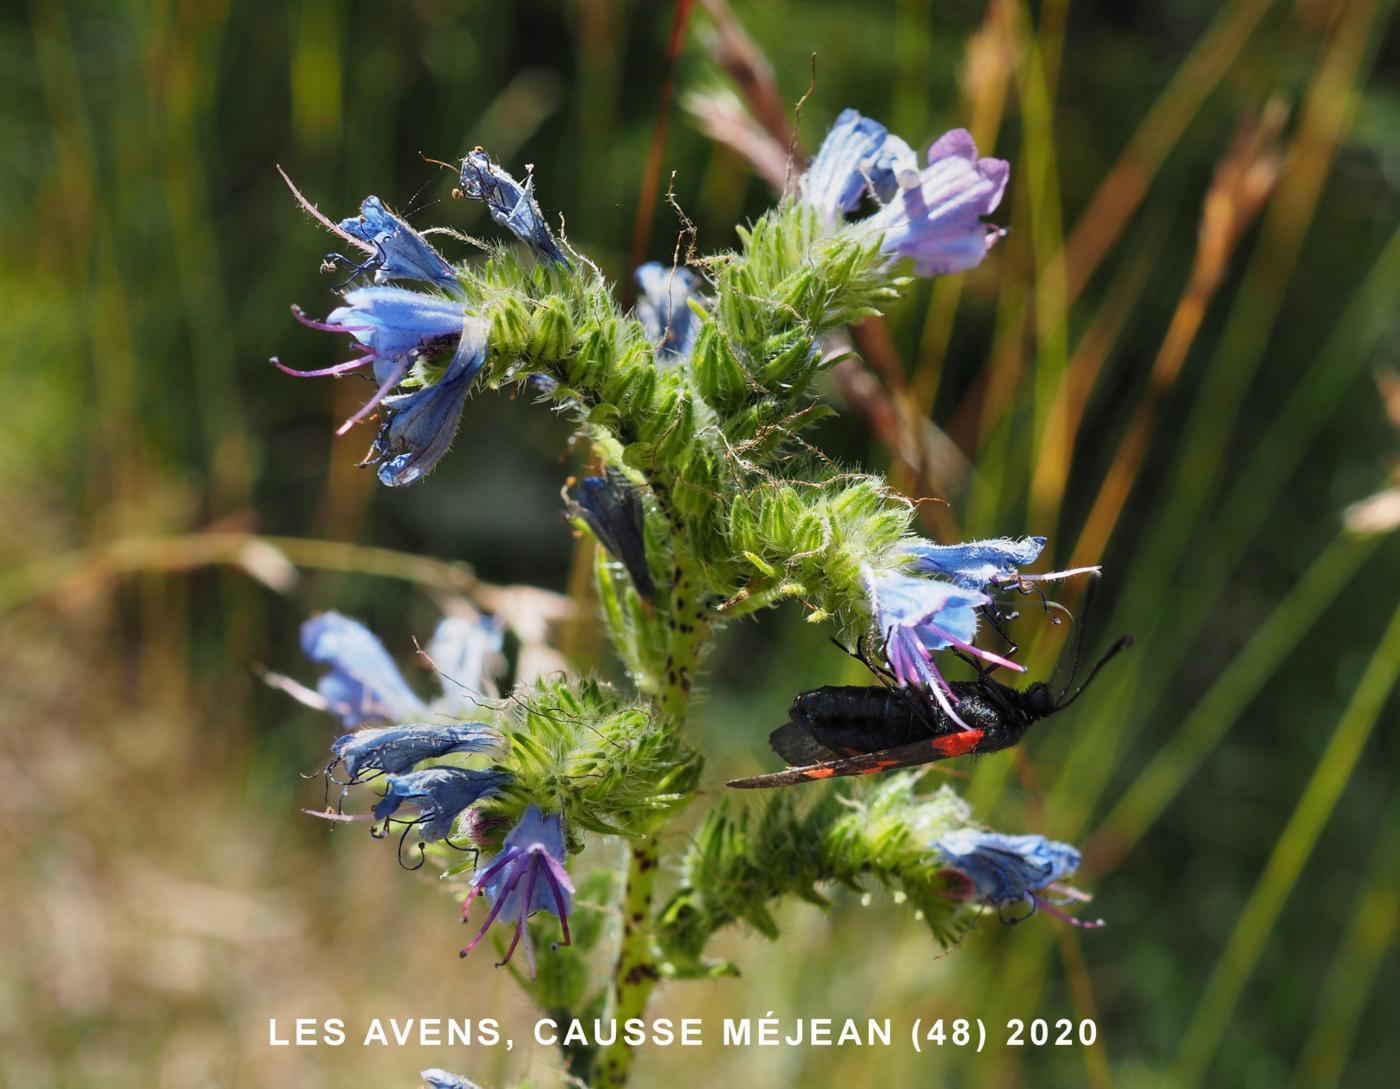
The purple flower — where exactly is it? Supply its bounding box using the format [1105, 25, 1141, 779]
[865, 128, 1009, 276]
[801, 108, 917, 222]
[373, 766, 511, 841]
[569, 471, 655, 600]
[635, 262, 703, 362]
[864, 568, 1022, 728]
[330, 722, 502, 783]
[460, 807, 574, 975]
[933, 829, 1102, 928]
[458, 149, 569, 266]
[335, 196, 459, 290]
[421, 1071, 480, 1089]
[369, 317, 490, 486]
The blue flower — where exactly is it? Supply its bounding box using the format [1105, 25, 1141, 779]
[901, 536, 1047, 590]
[424, 613, 506, 717]
[330, 722, 502, 783]
[421, 1071, 480, 1089]
[287, 612, 503, 727]
[865, 128, 1009, 276]
[801, 108, 914, 222]
[458, 149, 569, 266]
[369, 317, 490, 486]
[322, 287, 464, 381]
[300, 612, 429, 726]
[863, 568, 1021, 728]
[901, 535, 1101, 591]
[635, 262, 703, 363]
[460, 807, 574, 975]
[277, 286, 470, 444]
[373, 766, 511, 841]
[932, 829, 1102, 927]
[570, 471, 655, 600]
[336, 196, 459, 290]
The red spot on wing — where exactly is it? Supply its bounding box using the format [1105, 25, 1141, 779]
[931, 729, 984, 757]
[803, 766, 838, 779]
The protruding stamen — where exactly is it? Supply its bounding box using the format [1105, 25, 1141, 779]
[495, 864, 537, 968]
[290, 304, 370, 335]
[1036, 898, 1105, 929]
[460, 864, 526, 958]
[923, 621, 1026, 673]
[271, 355, 375, 378]
[336, 357, 409, 435]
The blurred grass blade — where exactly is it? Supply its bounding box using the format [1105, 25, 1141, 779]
[1051, 218, 1400, 835]
[1168, 597, 1400, 1086]
[0, 533, 483, 614]
[1066, 102, 1286, 563]
[1061, 0, 1274, 301]
[1105, 0, 1388, 621]
[626, 0, 697, 292]
[1086, 531, 1379, 873]
[1289, 790, 1400, 1089]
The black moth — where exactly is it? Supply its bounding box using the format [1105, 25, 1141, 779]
[726, 634, 1132, 789]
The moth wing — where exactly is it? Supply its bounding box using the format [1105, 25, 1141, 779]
[767, 719, 842, 766]
[727, 728, 986, 789]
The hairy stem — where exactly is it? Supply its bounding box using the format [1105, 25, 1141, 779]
[595, 839, 662, 1088]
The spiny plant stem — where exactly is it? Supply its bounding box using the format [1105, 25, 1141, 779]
[596, 839, 662, 1089]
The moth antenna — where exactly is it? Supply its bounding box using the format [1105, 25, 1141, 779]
[1054, 634, 1134, 711]
[1053, 572, 1100, 702]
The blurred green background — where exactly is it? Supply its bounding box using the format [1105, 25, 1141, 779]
[3, 0, 1399, 1086]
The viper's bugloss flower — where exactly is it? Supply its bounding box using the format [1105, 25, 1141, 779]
[458, 149, 569, 266]
[933, 829, 1103, 928]
[278, 177, 486, 482]
[425, 613, 505, 716]
[421, 1071, 480, 1089]
[460, 807, 573, 975]
[278, 286, 470, 446]
[289, 612, 502, 726]
[301, 611, 429, 726]
[373, 766, 512, 841]
[336, 196, 459, 290]
[864, 568, 1022, 728]
[370, 317, 489, 486]
[865, 128, 1009, 276]
[635, 262, 703, 362]
[801, 108, 918, 222]
[901, 536, 1047, 590]
[570, 471, 655, 600]
[330, 722, 502, 783]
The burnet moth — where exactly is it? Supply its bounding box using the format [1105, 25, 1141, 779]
[726, 633, 1132, 790]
